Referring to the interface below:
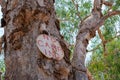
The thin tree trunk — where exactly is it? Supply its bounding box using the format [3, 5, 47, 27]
[71, 0, 120, 80]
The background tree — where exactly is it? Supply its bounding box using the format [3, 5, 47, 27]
[0, 0, 120, 80]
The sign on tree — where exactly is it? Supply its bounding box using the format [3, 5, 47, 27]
[36, 34, 64, 60]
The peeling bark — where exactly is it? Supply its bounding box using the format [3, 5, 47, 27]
[3, 0, 71, 80]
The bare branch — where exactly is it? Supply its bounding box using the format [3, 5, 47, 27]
[0, 37, 3, 53]
[103, 1, 113, 7]
[98, 28, 106, 53]
[103, 10, 120, 20]
[103, 0, 113, 12]
[91, 1, 119, 32]
[87, 43, 102, 52]
[93, 10, 120, 31]
[87, 69, 93, 80]
[87, 34, 120, 52]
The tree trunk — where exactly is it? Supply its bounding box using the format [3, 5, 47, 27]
[3, 0, 72, 80]
[2, 0, 119, 80]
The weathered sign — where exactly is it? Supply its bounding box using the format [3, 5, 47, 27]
[36, 34, 64, 60]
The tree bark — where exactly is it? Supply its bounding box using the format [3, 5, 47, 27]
[1, 0, 120, 80]
[71, 0, 120, 80]
[3, 0, 71, 80]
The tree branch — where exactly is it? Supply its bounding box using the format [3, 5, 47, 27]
[93, 0, 102, 11]
[103, 10, 120, 20]
[93, 10, 120, 31]
[0, 36, 4, 53]
[98, 28, 106, 53]
[87, 43, 102, 52]
[103, 0, 113, 7]
[88, 10, 120, 46]
[87, 34, 120, 52]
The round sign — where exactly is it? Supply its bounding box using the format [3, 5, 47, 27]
[36, 34, 64, 60]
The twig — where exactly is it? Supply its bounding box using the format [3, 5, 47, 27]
[71, 0, 81, 20]
[98, 28, 106, 55]
[93, 10, 120, 32]
[87, 34, 120, 52]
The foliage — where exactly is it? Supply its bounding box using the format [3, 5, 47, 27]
[87, 18, 120, 80]
[0, 58, 5, 80]
[55, 0, 92, 44]
[87, 39, 120, 80]
[55, 0, 120, 80]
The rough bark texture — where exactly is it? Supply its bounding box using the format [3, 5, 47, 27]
[3, 0, 71, 80]
[1, 0, 120, 80]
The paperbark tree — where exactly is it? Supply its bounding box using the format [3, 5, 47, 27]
[0, 0, 120, 80]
